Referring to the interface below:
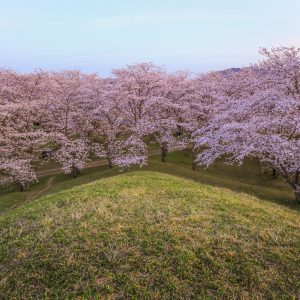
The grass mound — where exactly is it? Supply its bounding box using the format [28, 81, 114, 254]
[0, 171, 299, 299]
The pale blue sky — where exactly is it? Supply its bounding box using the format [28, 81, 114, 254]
[0, 0, 299, 75]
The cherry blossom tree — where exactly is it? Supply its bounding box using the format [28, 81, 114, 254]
[194, 47, 300, 202]
[0, 158, 37, 191]
[53, 137, 90, 178]
[0, 70, 51, 190]
[150, 71, 193, 162]
[176, 71, 224, 169]
[44, 71, 90, 137]
[86, 77, 125, 168]
[111, 63, 164, 161]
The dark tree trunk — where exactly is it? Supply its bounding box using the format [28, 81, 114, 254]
[161, 146, 168, 162]
[107, 157, 113, 169]
[18, 183, 24, 192]
[192, 161, 196, 171]
[192, 152, 196, 171]
[71, 166, 78, 178]
[272, 168, 277, 178]
[295, 188, 300, 204]
[18, 182, 29, 192]
[293, 170, 300, 203]
[296, 170, 299, 186]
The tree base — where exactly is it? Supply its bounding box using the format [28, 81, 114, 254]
[295, 189, 300, 204]
[18, 182, 29, 192]
[192, 162, 196, 171]
[108, 157, 113, 168]
[161, 148, 168, 162]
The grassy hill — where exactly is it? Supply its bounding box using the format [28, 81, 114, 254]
[0, 149, 298, 216]
[1, 164, 300, 298]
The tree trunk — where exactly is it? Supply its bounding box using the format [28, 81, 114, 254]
[192, 161, 196, 171]
[296, 170, 299, 186]
[161, 146, 168, 162]
[71, 166, 78, 178]
[295, 188, 300, 204]
[18, 182, 29, 192]
[18, 183, 24, 192]
[272, 168, 277, 178]
[107, 157, 113, 169]
[192, 152, 196, 171]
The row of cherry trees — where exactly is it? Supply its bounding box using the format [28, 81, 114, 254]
[1, 46, 299, 202]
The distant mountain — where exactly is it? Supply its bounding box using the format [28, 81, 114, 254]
[221, 67, 241, 74]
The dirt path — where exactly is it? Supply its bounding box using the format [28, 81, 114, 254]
[37, 148, 163, 178]
[8, 176, 55, 211]
[30, 176, 55, 200]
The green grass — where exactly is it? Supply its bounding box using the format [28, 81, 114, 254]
[0, 164, 116, 215]
[150, 150, 296, 209]
[0, 171, 300, 299]
[0, 149, 297, 216]
[0, 149, 299, 298]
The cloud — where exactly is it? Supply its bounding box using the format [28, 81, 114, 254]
[89, 13, 254, 29]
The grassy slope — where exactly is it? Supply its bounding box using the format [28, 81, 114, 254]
[0, 164, 115, 215]
[152, 150, 296, 208]
[0, 154, 300, 298]
[0, 149, 297, 216]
